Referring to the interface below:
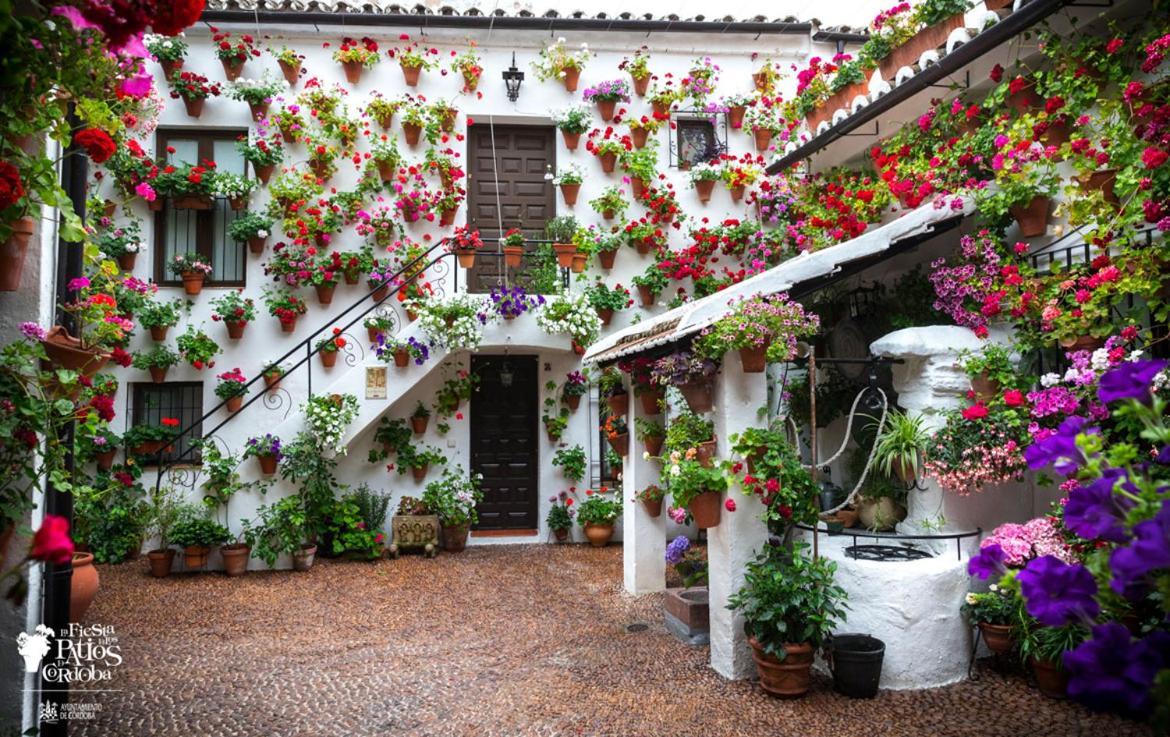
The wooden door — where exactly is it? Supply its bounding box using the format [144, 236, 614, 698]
[470, 356, 539, 530]
[466, 124, 555, 292]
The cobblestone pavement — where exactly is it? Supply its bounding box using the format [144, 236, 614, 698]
[72, 544, 1151, 737]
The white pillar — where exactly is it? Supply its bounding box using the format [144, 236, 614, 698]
[623, 390, 666, 594]
[708, 353, 769, 680]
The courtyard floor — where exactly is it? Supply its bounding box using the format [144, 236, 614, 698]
[73, 544, 1151, 737]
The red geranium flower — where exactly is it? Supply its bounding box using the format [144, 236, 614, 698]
[961, 403, 990, 421]
[0, 161, 25, 210]
[74, 128, 117, 164]
[29, 515, 74, 565]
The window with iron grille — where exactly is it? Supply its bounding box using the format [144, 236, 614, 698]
[131, 382, 204, 465]
[154, 129, 249, 287]
[669, 113, 727, 169]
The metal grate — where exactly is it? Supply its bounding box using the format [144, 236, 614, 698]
[668, 110, 728, 169]
[131, 382, 204, 465]
[159, 199, 246, 285]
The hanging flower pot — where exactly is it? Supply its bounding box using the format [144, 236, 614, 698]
[688, 491, 722, 529]
[680, 380, 714, 413]
[377, 160, 396, 183]
[180, 271, 206, 295]
[221, 58, 245, 81]
[752, 127, 773, 152]
[280, 315, 298, 333]
[740, 345, 767, 373]
[639, 388, 663, 415]
[1078, 169, 1119, 206]
[651, 101, 670, 117]
[696, 439, 717, 467]
[1009, 195, 1050, 238]
[970, 373, 1001, 402]
[278, 60, 300, 86]
[630, 178, 651, 200]
[174, 194, 213, 211]
[607, 432, 629, 457]
[182, 97, 205, 118]
[561, 67, 581, 92]
[564, 394, 581, 411]
[371, 283, 389, 302]
[571, 340, 586, 356]
[225, 321, 246, 340]
[643, 434, 663, 456]
[149, 326, 169, 342]
[752, 70, 768, 90]
[116, 252, 137, 271]
[393, 348, 411, 368]
[606, 392, 629, 416]
[411, 415, 429, 435]
[225, 395, 244, 412]
[978, 622, 1014, 656]
[132, 440, 173, 458]
[596, 99, 617, 121]
[695, 180, 716, 203]
[308, 160, 332, 182]
[596, 307, 614, 326]
[257, 453, 278, 475]
[406, 308, 418, 322]
[228, 196, 248, 211]
[102, 199, 117, 218]
[730, 185, 746, 203]
[440, 207, 457, 227]
[598, 152, 617, 173]
[503, 246, 524, 268]
[1060, 335, 1105, 352]
[411, 463, 429, 482]
[728, 106, 746, 129]
[403, 123, 422, 146]
[1007, 80, 1042, 114]
[161, 58, 184, 77]
[439, 109, 458, 132]
[247, 101, 269, 122]
[560, 183, 581, 205]
[637, 285, 655, 307]
[632, 74, 651, 96]
[248, 236, 267, 255]
[552, 243, 576, 269]
[570, 252, 588, 273]
[342, 60, 364, 84]
[148, 197, 164, 212]
[597, 250, 616, 270]
[320, 350, 338, 368]
[401, 62, 422, 86]
[263, 371, 282, 391]
[562, 130, 582, 150]
[315, 283, 336, 305]
[0, 217, 34, 291]
[455, 249, 477, 269]
[366, 327, 383, 344]
[149, 366, 168, 384]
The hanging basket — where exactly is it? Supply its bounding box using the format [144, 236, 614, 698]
[728, 106, 746, 129]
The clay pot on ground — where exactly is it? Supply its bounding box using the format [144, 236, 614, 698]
[750, 638, 814, 698]
[180, 271, 206, 295]
[695, 180, 716, 203]
[220, 544, 250, 577]
[560, 183, 581, 205]
[688, 491, 722, 529]
[561, 67, 581, 92]
[553, 527, 570, 542]
[293, 544, 317, 572]
[1010, 195, 1050, 237]
[442, 524, 469, 552]
[641, 497, 663, 518]
[182, 97, 205, 118]
[184, 545, 210, 569]
[147, 549, 176, 578]
[1031, 658, 1068, 698]
[0, 216, 34, 291]
[680, 380, 713, 413]
[41, 326, 107, 376]
[583, 523, 614, 547]
[401, 63, 422, 86]
[69, 552, 100, 622]
[739, 345, 767, 373]
[978, 622, 1014, 657]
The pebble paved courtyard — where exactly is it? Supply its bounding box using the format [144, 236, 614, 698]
[74, 544, 1152, 737]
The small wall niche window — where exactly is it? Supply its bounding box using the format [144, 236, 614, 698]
[670, 112, 728, 169]
[154, 130, 249, 287]
[131, 382, 204, 465]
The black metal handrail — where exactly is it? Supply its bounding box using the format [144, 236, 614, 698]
[794, 522, 982, 561]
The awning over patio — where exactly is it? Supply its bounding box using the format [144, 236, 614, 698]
[582, 197, 974, 365]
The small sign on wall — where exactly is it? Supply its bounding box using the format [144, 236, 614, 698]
[365, 367, 387, 400]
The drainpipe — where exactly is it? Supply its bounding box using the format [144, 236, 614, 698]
[38, 113, 86, 737]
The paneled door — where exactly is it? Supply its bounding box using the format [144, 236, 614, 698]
[470, 356, 539, 530]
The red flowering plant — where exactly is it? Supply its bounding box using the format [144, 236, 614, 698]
[450, 44, 484, 92]
[924, 395, 1030, 495]
[785, 55, 839, 121]
[175, 326, 219, 370]
[450, 225, 483, 253]
[214, 368, 249, 400]
[307, 252, 346, 289]
[622, 217, 669, 254]
[637, 184, 684, 226]
[315, 328, 347, 354]
[332, 36, 380, 67]
[616, 356, 658, 397]
[390, 165, 441, 223]
[584, 126, 634, 161]
[789, 169, 888, 251]
[929, 231, 1033, 339]
[388, 35, 441, 72]
[168, 71, 221, 102]
[209, 290, 256, 326]
[423, 146, 466, 187]
[56, 274, 132, 352]
[262, 286, 308, 326]
[73, 128, 117, 164]
[212, 30, 260, 67]
[152, 159, 218, 199]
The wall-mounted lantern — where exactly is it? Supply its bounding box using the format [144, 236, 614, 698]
[502, 52, 524, 102]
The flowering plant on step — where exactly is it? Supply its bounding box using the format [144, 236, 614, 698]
[374, 334, 429, 366]
[489, 285, 544, 320]
[534, 290, 603, 349]
[303, 393, 360, 455]
[694, 293, 820, 364]
[409, 293, 493, 351]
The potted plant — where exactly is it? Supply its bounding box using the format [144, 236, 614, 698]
[167, 71, 221, 117]
[651, 350, 719, 413]
[144, 485, 182, 578]
[872, 409, 930, 484]
[501, 227, 526, 268]
[410, 402, 431, 435]
[551, 105, 593, 150]
[175, 326, 220, 370]
[546, 493, 575, 542]
[694, 293, 820, 373]
[80, 427, 120, 471]
[261, 361, 286, 392]
[236, 135, 283, 184]
[131, 344, 179, 384]
[618, 48, 652, 95]
[666, 412, 716, 464]
[689, 163, 722, 203]
[620, 148, 659, 197]
[421, 468, 484, 552]
[531, 37, 593, 92]
[626, 114, 664, 149]
[411, 293, 492, 351]
[212, 30, 260, 80]
[315, 330, 347, 369]
[124, 418, 179, 458]
[398, 96, 428, 145]
[95, 219, 144, 271]
[552, 164, 585, 206]
[146, 33, 188, 76]
[589, 186, 627, 222]
[633, 484, 664, 518]
[390, 37, 439, 87]
[167, 252, 212, 295]
[137, 299, 182, 342]
[744, 104, 783, 152]
[226, 74, 285, 121]
[632, 265, 667, 308]
[170, 505, 232, 570]
[450, 44, 483, 91]
[666, 459, 727, 529]
[561, 370, 587, 410]
[450, 224, 484, 269]
[635, 417, 665, 456]
[1019, 621, 1089, 699]
[597, 366, 629, 416]
[227, 211, 273, 255]
[603, 414, 629, 456]
[243, 496, 314, 570]
[961, 584, 1020, 658]
[584, 279, 632, 326]
[243, 433, 282, 475]
[545, 215, 579, 268]
[263, 287, 308, 332]
[400, 445, 446, 482]
[376, 334, 429, 369]
[582, 79, 630, 121]
[729, 543, 848, 698]
[489, 285, 542, 321]
[576, 489, 621, 546]
[535, 289, 603, 354]
[333, 36, 379, 83]
[215, 368, 249, 412]
[586, 128, 631, 173]
[552, 445, 587, 483]
[960, 344, 1018, 402]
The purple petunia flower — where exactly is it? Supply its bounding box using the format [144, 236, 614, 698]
[1064, 623, 1170, 717]
[1023, 415, 1095, 475]
[967, 543, 1006, 580]
[1018, 555, 1100, 627]
[1062, 469, 1135, 543]
[1096, 359, 1168, 404]
[1108, 499, 1170, 599]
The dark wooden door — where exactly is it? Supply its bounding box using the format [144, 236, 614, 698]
[470, 356, 539, 530]
[466, 124, 555, 292]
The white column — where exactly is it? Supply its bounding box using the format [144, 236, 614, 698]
[708, 353, 769, 680]
[623, 390, 665, 594]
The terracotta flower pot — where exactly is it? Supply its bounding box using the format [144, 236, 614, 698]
[630, 128, 649, 149]
[247, 101, 268, 122]
[641, 498, 663, 517]
[221, 58, 244, 81]
[563, 393, 581, 411]
[0, 216, 34, 291]
[596, 99, 617, 121]
[149, 366, 168, 384]
[411, 464, 429, 482]
[561, 67, 581, 92]
[220, 544, 250, 577]
[442, 524, 470, 552]
[248, 236, 267, 255]
[116, 252, 137, 272]
[561, 130, 581, 150]
[342, 60, 363, 84]
[371, 284, 390, 302]
[280, 316, 298, 333]
[181, 272, 206, 295]
[643, 434, 663, 457]
[560, 183, 581, 205]
[1010, 195, 1050, 237]
[596, 307, 614, 326]
[730, 185, 746, 203]
[606, 392, 629, 416]
[320, 350, 338, 368]
[263, 372, 282, 391]
[183, 97, 205, 118]
[184, 544, 209, 569]
[440, 207, 457, 227]
[752, 71, 768, 91]
[147, 549, 176, 578]
[1007, 82, 1042, 114]
[403, 123, 422, 146]
[571, 340, 586, 356]
[1031, 657, 1068, 699]
[696, 439, 717, 468]
[728, 106, 746, 129]
[1079, 169, 1119, 206]
[571, 253, 588, 274]
[69, 552, 100, 622]
[439, 109, 457, 132]
[455, 249, 477, 269]
[651, 101, 670, 117]
[978, 622, 1014, 657]
[695, 179, 716, 203]
[878, 14, 965, 81]
[41, 326, 107, 376]
[753, 127, 773, 152]
[315, 283, 336, 305]
[740, 345, 767, 373]
[599, 152, 617, 173]
[680, 380, 713, 413]
[411, 415, 429, 435]
[554, 527, 570, 542]
[607, 432, 629, 457]
[160, 59, 183, 77]
[637, 285, 656, 307]
[132, 440, 172, 458]
[225, 395, 243, 412]
[257, 453, 278, 475]
[632, 74, 650, 96]
[597, 250, 617, 270]
[95, 449, 116, 471]
[401, 63, 422, 87]
[630, 177, 647, 199]
[278, 60, 300, 86]
[552, 243, 576, 269]
[224, 320, 246, 340]
[293, 544, 317, 572]
[970, 373, 1001, 402]
[638, 389, 663, 415]
[749, 638, 814, 698]
[387, 348, 407, 368]
[147, 325, 169, 342]
[503, 246, 524, 268]
[688, 492, 722, 529]
[1060, 335, 1105, 352]
[583, 523, 614, 547]
[174, 194, 212, 211]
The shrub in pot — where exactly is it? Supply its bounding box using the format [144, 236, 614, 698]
[547, 493, 575, 541]
[144, 485, 182, 578]
[552, 445, 587, 484]
[576, 489, 622, 547]
[961, 585, 1020, 658]
[136, 298, 182, 342]
[243, 495, 313, 570]
[131, 344, 180, 384]
[728, 542, 848, 698]
[170, 506, 231, 570]
[421, 468, 484, 552]
[1018, 621, 1089, 699]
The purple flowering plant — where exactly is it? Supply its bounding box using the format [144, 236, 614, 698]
[243, 433, 283, 461]
[489, 285, 544, 319]
[581, 79, 630, 103]
[665, 535, 708, 588]
[375, 333, 429, 366]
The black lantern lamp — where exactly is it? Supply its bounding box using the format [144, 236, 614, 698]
[498, 360, 514, 388]
[502, 52, 524, 102]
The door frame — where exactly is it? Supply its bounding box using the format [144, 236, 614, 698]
[469, 354, 540, 530]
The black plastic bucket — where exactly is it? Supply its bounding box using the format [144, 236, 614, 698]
[830, 634, 885, 698]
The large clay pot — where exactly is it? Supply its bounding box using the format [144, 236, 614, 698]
[147, 549, 175, 578]
[857, 496, 907, 531]
[0, 216, 34, 291]
[69, 552, 100, 622]
[561, 67, 581, 92]
[750, 638, 814, 698]
[739, 345, 767, 373]
[1010, 195, 1050, 237]
[606, 392, 629, 416]
[583, 523, 614, 547]
[220, 543, 250, 577]
[680, 380, 713, 413]
[442, 523, 469, 552]
[293, 543, 317, 571]
[979, 622, 1014, 657]
[1031, 657, 1068, 698]
[184, 545, 210, 569]
[41, 326, 107, 376]
[688, 491, 722, 529]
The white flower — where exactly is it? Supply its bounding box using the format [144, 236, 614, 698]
[642, 451, 650, 460]
[989, 583, 999, 592]
[256, 229, 269, 238]
[1128, 350, 1144, 361]
[557, 36, 566, 44]
[1063, 367, 1081, 383]
[1039, 372, 1061, 388]
[965, 593, 978, 606]
[669, 464, 681, 476]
